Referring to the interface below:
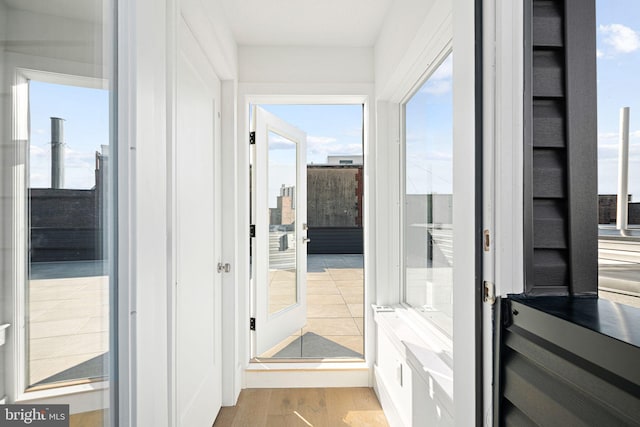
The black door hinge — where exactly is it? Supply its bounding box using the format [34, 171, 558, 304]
[250, 224, 256, 238]
[250, 317, 256, 331]
[249, 131, 256, 145]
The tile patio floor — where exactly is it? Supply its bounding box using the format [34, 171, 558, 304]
[260, 254, 365, 359]
[28, 261, 109, 387]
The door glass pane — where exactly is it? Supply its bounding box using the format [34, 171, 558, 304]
[404, 53, 454, 336]
[268, 131, 298, 314]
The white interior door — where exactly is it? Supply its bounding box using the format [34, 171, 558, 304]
[176, 20, 222, 426]
[253, 106, 308, 356]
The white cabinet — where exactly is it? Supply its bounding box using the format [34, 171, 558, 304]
[374, 310, 453, 427]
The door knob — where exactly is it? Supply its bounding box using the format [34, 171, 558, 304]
[302, 237, 311, 244]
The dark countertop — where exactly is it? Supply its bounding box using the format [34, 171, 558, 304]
[511, 295, 640, 348]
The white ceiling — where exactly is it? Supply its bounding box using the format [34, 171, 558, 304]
[218, 0, 395, 47]
[2, 0, 395, 47]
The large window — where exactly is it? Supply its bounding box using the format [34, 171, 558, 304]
[0, 0, 116, 423]
[403, 53, 454, 336]
[595, 0, 640, 308]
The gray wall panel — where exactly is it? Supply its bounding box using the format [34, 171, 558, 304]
[495, 298, 640, 426]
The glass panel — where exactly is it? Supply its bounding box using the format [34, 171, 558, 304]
[596, 1, 640, 308]
[268, 130, 298, 314]
[28, 82, 110, 387]
[0, 0, 115, 422]
[404, 54, 454, 336]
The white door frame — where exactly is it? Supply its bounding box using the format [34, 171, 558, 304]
[236, 91, 375, 386]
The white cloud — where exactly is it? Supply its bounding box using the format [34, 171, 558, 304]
[422, 79, 452, 95]
[30, 144, 48, 157]
[307, 136, 337, 145]
[306, 134, 361, 163]
[599, 24, 640, 54]
[597, 49, 604, 58]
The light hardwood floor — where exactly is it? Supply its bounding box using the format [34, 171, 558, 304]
[69, 409, 107, 427]
[213, 387, 389, 427]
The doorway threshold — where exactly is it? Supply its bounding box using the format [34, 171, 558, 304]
[245, 361, 370, 388]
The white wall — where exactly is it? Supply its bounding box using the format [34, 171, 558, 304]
[6, 8, 102, 69]
[181, 0, 238, 79]
[239, 46, 373, 84]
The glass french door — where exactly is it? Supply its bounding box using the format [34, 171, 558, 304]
[251, 106, 308, 356]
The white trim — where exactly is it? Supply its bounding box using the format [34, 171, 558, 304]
[10, 69, 29, 404]
[9, 63, 115, 417]
[481, 2, 524, 421]
[16, 382, 108, 415]
[116, 0, 135, 425]
[244, 363, 370, 389]
[373, 100, 401, 305]
[452, 0, 479, 422]
[220, 79, 241, 406]
[492, 0, 524, 297]
[167, 2, 179, 427]
[236, 87, 376, 385]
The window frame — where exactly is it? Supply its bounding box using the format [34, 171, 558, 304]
[10, 69, 114, 408]
[399, 44, 455, 344]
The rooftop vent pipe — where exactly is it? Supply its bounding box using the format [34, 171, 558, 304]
[50, 117, 65, 189]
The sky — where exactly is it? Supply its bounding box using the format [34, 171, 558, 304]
[596, 0, 640, 200]
[405, 54, 453, 196]
[29, 80, 109, 189]
[27, 2, 639, 200]
[260, 104, 363, 165]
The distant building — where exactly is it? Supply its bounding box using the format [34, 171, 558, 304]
[269, 185, 295, 226]
[325, 155, 363, 165]
[307, 165, 363, 227]
[598, 194, 640, 225]
[30, 147, 108, 262]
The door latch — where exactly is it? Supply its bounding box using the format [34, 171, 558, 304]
[483, 281, 495, 305]
[217, 263, 231, 273]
